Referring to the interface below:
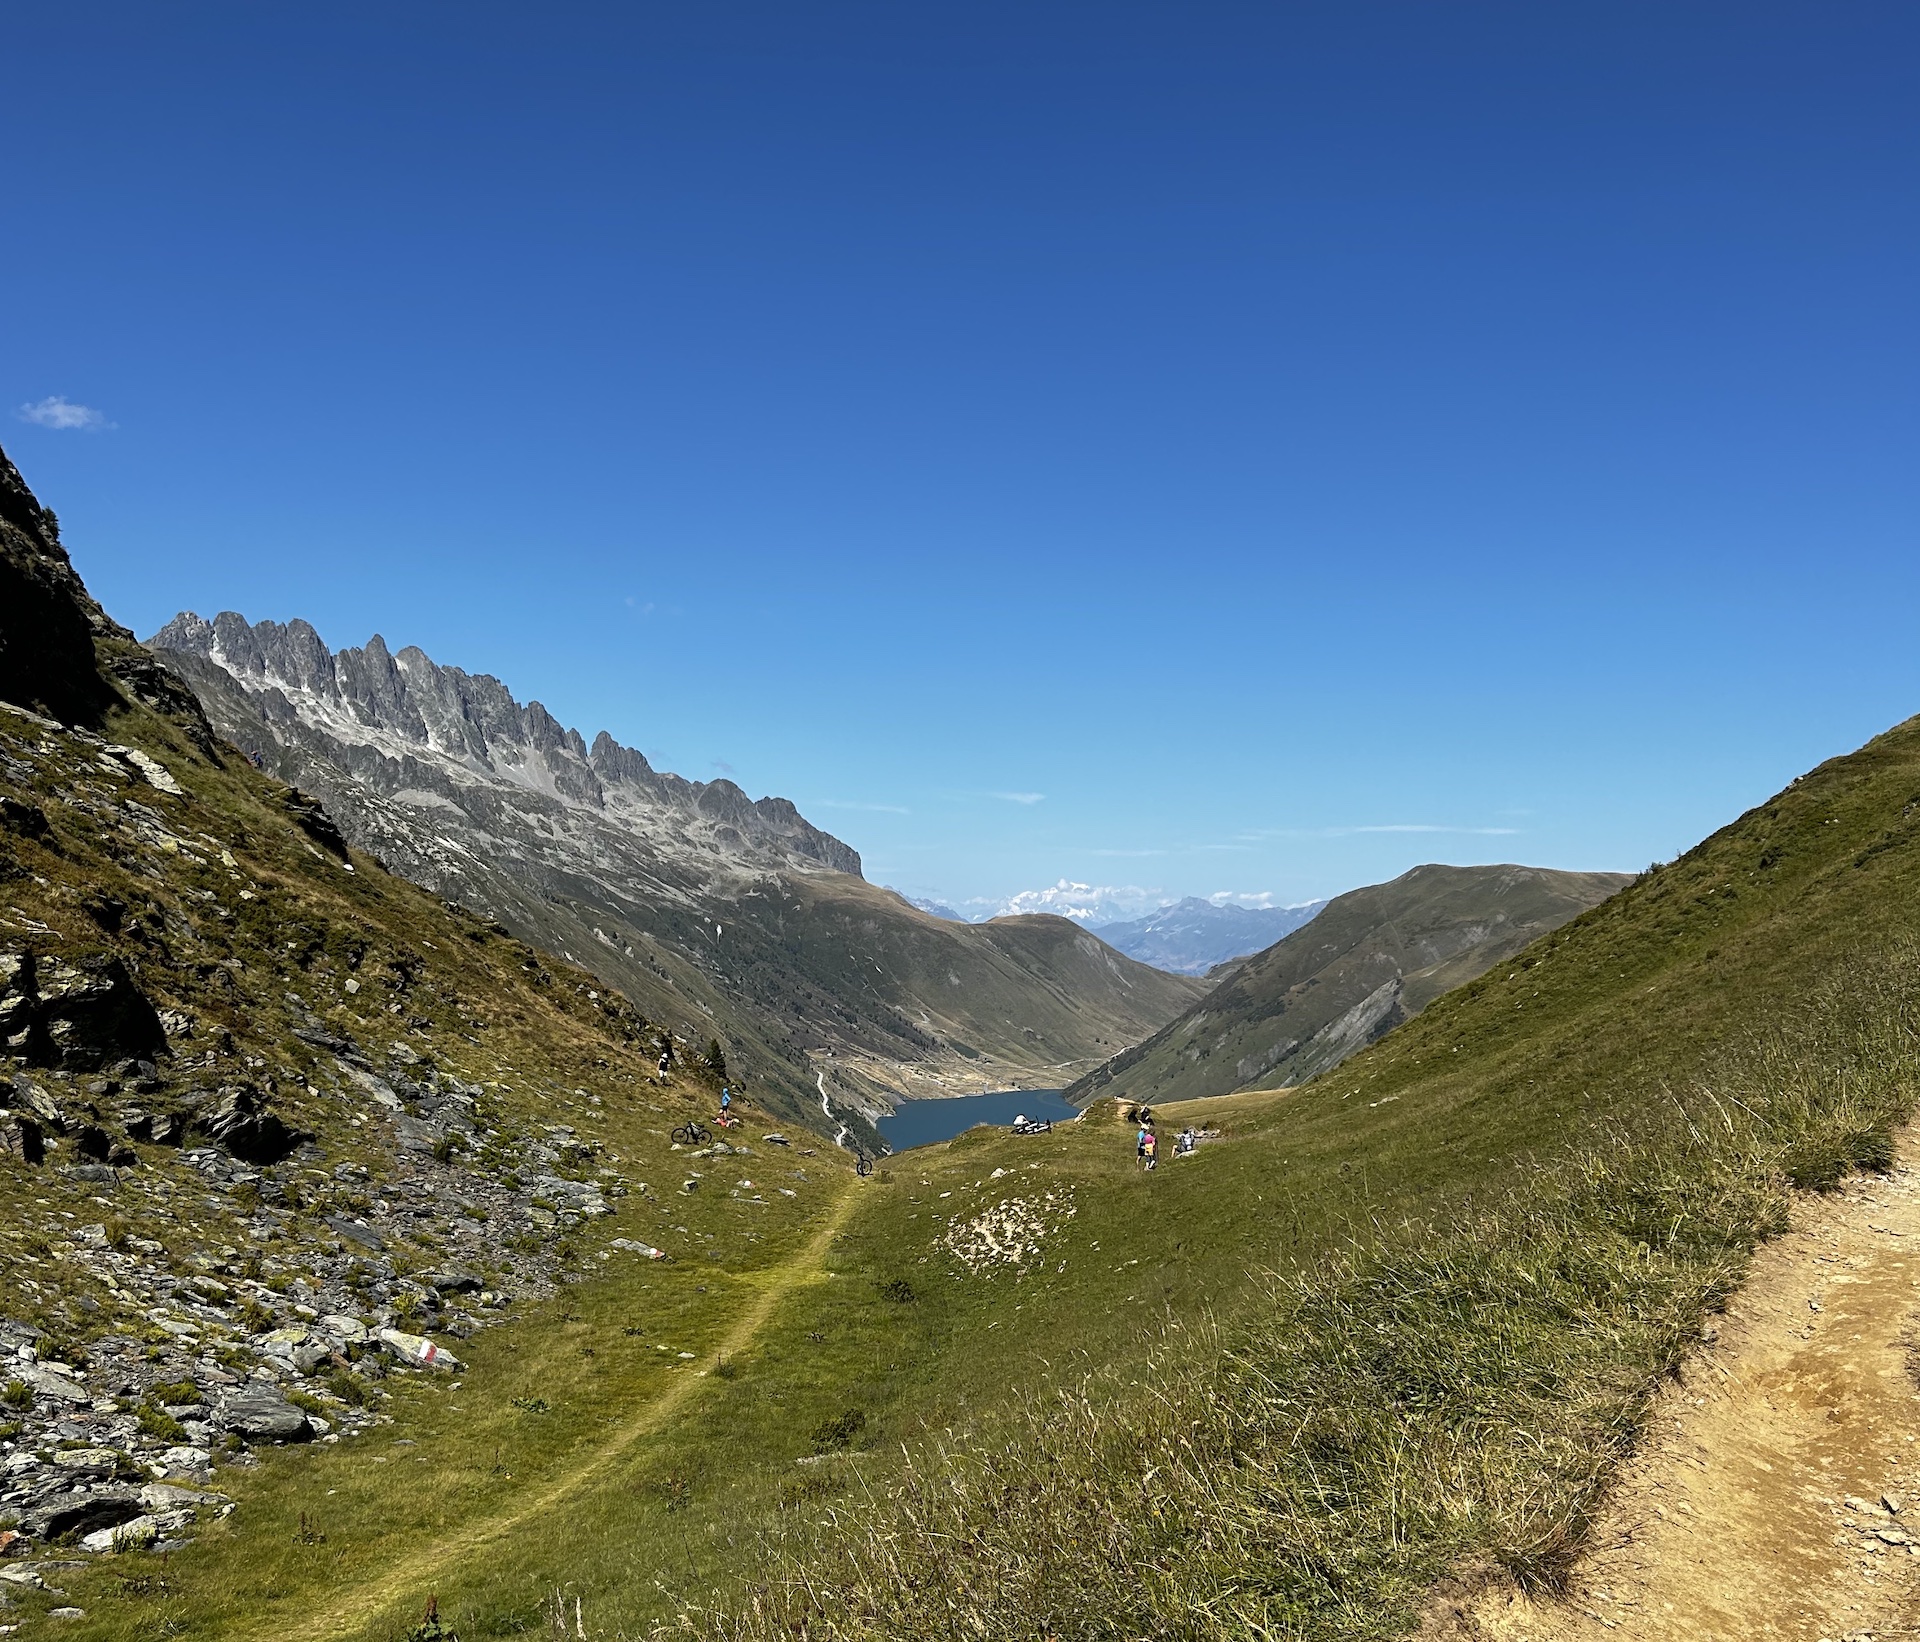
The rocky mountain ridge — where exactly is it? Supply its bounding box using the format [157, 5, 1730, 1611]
[151, 612, 859, 879]
[0, 437, 800, 1588]
[152, 618, 1201, 1131]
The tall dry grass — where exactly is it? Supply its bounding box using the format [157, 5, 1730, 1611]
[658, 950, 1920, 1641]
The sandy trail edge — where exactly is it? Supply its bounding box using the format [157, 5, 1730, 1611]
[281, 1180, 864, 1642]
[1431, 1139, 1920, 1642]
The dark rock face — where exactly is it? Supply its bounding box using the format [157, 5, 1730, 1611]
[0, 445, 125, 726]
[0, 1113, 44, 1163]
[0, 796, 52, 843]
[281, 788, 350, 860]
[21, 1487, 146, 1542]
[35, 954, 167, 1070]
[189, 1084, 303, 1164]
[1, 950, 166, 1070]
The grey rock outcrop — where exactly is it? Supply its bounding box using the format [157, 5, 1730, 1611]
[218, 1385, 312, 1444]
[150, 611, 860, 877]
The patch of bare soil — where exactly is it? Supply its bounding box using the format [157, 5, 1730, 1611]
[1436, 1142, 1920, 1642]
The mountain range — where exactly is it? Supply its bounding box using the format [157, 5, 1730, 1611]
[151, 613, 1202, 1138]
[1088, 896, 1328, 975]
[1068, 862, 1631, 1107]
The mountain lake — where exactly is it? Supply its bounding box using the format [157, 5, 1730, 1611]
[878, 1088, 1080, 1152]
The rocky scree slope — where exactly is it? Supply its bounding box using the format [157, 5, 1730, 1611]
[0, 440, 805, 1580]
[152, 614, 1201, 1129]
[1070, 863, 1629, 1107]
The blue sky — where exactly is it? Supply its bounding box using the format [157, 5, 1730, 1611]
[6, 2, 1917, 917]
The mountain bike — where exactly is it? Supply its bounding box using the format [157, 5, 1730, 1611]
[671, 1121, 710, 1147]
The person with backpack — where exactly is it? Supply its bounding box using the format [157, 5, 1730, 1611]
[1142, 1127, 1158, 1171]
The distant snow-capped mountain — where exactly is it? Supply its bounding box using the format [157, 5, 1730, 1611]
[1089, 897, 1329, 976]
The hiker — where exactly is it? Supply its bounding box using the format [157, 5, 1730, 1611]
[1176, 1126, 1197, 1157]
[1142, 1127, 1158, 1171]
[720, 1086, 733, 1115]
[1136, 1121, 1152, 1164]
[656, 1048, 672, 1085]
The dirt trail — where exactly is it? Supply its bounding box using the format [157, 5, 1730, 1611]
[1441, 1142, 1920, 1642]
[283, 1181, 864, 1642]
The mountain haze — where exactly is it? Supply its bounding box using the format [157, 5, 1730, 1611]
[1090, 896, 1328, 975]
[1069, 862, 1630, 1107]
[152, 614, 1202, 1134]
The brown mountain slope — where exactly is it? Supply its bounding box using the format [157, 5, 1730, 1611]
[1068, 862, 1630, 1108]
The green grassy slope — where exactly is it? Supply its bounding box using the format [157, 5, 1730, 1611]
[642, 713, 1920, 1639]
[1070, 863, 1629, 1108]
[53, 712, 1920, 1642]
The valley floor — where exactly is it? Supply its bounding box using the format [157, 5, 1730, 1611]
[1442, 1136, 1920, 1642]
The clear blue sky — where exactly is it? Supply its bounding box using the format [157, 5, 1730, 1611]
[6, 3, 1917, 916]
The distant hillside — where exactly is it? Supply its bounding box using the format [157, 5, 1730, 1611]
[1068, 863, 1629, 1106]
[152, 614, 1201, 1133]
[1090, 896, 1327, 975]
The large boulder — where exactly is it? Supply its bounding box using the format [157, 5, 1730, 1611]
[0, 951, 165, 1071]
[35, 954, 166, 1070]
[219, 1384, 312, 1445]
[189, 1085, 302, 1164]
[20, 1487, 146, 1543]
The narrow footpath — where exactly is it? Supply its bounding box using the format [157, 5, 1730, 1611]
[1436, 1141, 1920, 1642]
[283, 1180, 864, 1642]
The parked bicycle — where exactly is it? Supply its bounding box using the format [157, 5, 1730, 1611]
[671, 1120, 711, 1147]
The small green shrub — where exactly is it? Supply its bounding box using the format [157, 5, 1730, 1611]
[1, 1379, 32, 1411]
[323, 1367, 371, 1408]
[138, 1403, 188, 1443]
[808, 1409, 867, 1454]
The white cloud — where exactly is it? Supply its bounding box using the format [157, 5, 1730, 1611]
[969, 879, 1169, 924]
[815, 799, 912, 815]
[988, 791, 1045, 805]
[16, 396, 112, 431]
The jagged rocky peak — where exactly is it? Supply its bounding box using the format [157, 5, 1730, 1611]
[0, 441, 131, 725]
[149, 609, 861, 876]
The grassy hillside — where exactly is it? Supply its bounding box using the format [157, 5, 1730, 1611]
[1071, 863, 1629, 1108]
[36, 711, 1919, 1642]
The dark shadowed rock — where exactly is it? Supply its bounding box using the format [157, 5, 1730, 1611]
[0, 796, 52, 844]
[0, 1113, 43, 1163]
[190, 1085, 302, 1163]
[21, 1488, 146, 1543]
[281, 788, 350, 860]
[0, 445, 125, 726]
[2, 951, 166, 1072]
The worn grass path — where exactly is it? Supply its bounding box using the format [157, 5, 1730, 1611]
[282, 1179, 866, 1642]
